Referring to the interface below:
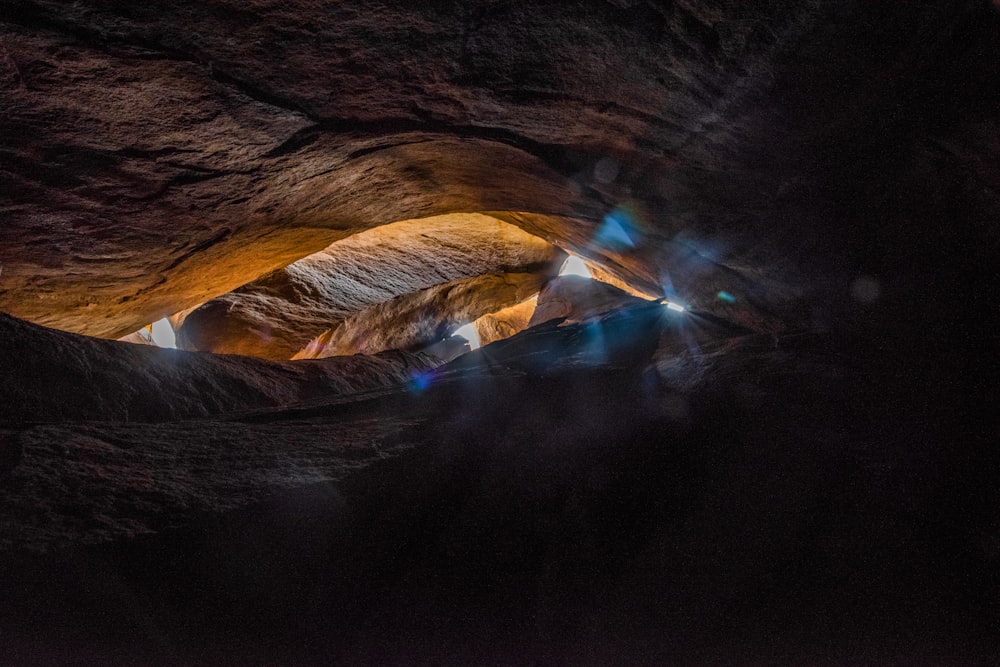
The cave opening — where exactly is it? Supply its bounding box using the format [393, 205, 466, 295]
[0, 1, 996, 663]
[107, 211, 661, 363]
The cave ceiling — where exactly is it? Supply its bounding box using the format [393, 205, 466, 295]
[0, 0, 997, 342]
[1, 3, 999, 658]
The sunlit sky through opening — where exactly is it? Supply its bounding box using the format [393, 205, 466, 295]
[150, 318, 177, 348]
[559, 255, 592, 278]
[452, 323, 481, 349]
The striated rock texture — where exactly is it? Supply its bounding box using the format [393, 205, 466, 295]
[473, 297, 538, 346]
[295, 272, 544, 359]
[0, 313, 444, 424]
[177, 214, 562, 359]
[1, 298, 992, 663]
[2, 1, 997, 339]
[528, 275, 651, 327]
[0, 2, 998, 662]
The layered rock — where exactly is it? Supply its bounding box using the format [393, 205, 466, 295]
[177, 214, 563, 359]
[4, 2, 994, 338]
[294, 272, 544, 359]
[528, 275, 652, 327]
[473, 298, 539, 347]
[0, 313, 444, 424]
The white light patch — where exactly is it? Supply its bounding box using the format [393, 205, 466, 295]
[665, 301, 686, 312]
[149, 317, 177, 348]
[559, 255, 592, 278]
[452, 323, 481, 349]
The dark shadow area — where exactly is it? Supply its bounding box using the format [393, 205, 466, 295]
[1, 305, 995, 665]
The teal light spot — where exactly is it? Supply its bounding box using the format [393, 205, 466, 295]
[717, 291, 736, 303]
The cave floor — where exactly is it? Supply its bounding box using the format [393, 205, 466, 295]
[0, 305, 996, 665]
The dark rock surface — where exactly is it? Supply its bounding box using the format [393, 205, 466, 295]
[0, 313, 443, 424]
[0, 1, 998, 663]
[2, 1, 997, 338]
[0, 302, 995, 663]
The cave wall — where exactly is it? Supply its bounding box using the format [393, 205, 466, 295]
[176, 213, 563, 358]
[4, 1, 996, 340]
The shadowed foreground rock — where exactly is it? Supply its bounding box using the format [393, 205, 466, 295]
[0, 302, 995, 663]
[0, 313, 444, 424]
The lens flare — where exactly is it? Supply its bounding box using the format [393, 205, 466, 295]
[408, 370, 435, 393]
[717, 291, 736, 303]
[594, 210, 637, 251]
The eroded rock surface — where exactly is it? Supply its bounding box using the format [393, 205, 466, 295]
[3, 2, 996, 337]
[529, 275, 651, 327]
[474, 298, 538, 346]
[177, 214, 562, 358]
[0, 313, 443, 424]
[295, 272, 544, 359]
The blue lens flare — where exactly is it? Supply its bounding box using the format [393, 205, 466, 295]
[594, 209, 639, 251]
[717, 291, 736, 303]
[408, 370, 435, 393]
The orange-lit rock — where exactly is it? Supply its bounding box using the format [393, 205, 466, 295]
[0, 312, 445, 424]
[295, 272, 545, 359]
[7, 2, 987, 337]
[528, 276, 651, 327]
[177, 214, 563, 359]
[474, 298, 538, 347]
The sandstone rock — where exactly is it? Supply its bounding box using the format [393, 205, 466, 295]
[5, 2, 990, 339]
[295, 272, 546, 359]
[118, 328, 155, 346]
[0, 313, 443, 424]
[474, 298, 539, 347]
[177, 214, 563, 359]
[528, 276, 652, 328]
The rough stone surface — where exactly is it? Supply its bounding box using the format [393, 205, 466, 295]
[0, 313, 444, 424]
[3, 2, 996, 337]
[0, 299, 992, 663]
[529, 275, 651, 327]
[295, 272, 544, 359]
[474, 298, 538, 346]
[0, 2, 998, 663]
[177, 213, 562, 359]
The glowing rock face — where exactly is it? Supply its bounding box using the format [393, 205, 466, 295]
[529, 276, 651, 328]
[178, 214, 563, 359]
[293, 273, 545, 359]
[473, 298, 539, 347]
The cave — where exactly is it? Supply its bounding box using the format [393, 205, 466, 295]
[0, 1, 997, 663]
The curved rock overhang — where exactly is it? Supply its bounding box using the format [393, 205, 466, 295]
[3, 1, 996, 346]
[0, 3, 999, 660]
[174, 213, 565, 359]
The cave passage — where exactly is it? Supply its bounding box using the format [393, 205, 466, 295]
[0, 1, 997, 664]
